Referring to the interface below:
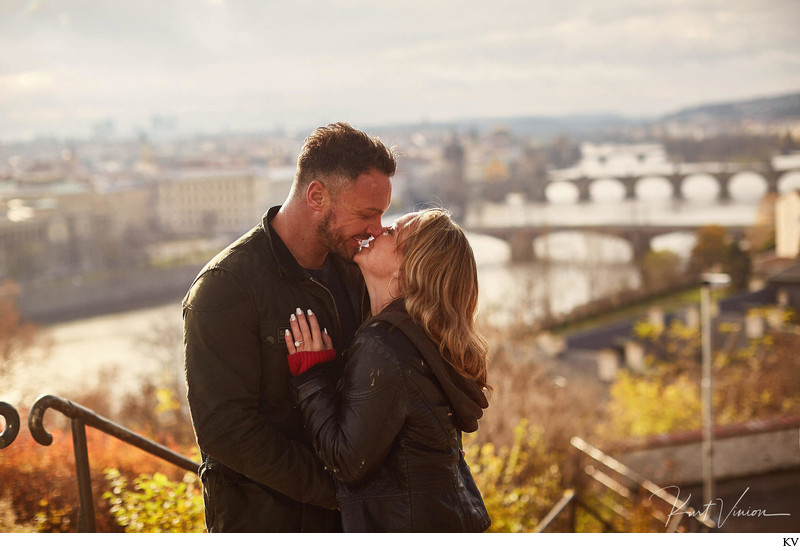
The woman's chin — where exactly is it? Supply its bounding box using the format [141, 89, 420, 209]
[354, 242, 371, 259]
[353, 254, 368, 271]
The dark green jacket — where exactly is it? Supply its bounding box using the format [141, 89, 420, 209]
[183, 206, 368, 532]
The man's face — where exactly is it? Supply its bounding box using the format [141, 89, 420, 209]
[317, 168, 392, 262]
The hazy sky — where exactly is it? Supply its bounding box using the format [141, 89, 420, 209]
[1, 0, 798, 141]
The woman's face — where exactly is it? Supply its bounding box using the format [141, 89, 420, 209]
[354, 214, 412, 281]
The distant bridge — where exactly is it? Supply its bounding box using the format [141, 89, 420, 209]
[536, 162, 799, 203]
[471, 223, 749, 263]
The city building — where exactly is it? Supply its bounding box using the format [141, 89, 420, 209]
[0, 174, 159, 281]
[155, 168, 266, 238]
[775, 189, 800, 258]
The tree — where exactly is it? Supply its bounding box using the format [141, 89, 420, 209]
[688, 225, 729, 277]
[598, 313, 800, 441]
[0, 280, 40, 379]
[688, 225, 751, 289]
[725, 240, 752, 290]
[601, 370, 701, 438]
[639, 249, 685, 292]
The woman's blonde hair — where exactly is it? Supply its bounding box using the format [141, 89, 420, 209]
[397, 208, 489, 388]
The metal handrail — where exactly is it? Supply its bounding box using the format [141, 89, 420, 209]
[28, 394, 200, 532]
[570, 436, 715, 531]
[534, 489, 575, 532]
[0, 401, 20, 449]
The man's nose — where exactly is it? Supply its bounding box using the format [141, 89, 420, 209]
[366, 220, 384, 238]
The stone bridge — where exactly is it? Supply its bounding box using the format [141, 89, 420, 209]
[537, 162, 798, 203]
[471, 223, 749, 263]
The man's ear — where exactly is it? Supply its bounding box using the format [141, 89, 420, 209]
[306, 180, 328, 211]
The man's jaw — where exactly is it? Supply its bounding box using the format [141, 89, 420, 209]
[329, 236, 372, 264]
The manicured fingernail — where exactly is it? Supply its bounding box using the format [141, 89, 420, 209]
[285, 329, 290, 337]
[307, 309, 314, 316]
[324, 328, 328, 334]
[290, 313, 296, 321]
[296, 307, 303, 316]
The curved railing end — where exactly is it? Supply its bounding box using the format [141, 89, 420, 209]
[0, 401, 21, 449]
[28, 394, 62, 446]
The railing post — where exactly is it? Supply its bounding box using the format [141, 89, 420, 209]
[71, 418, 97, 533]
[28, 394, 200, 533]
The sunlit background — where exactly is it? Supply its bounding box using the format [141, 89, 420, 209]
[1, 0, 799, 535]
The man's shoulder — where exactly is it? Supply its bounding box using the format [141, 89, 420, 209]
[183, 225, 276, 311]
[207, 225, 271, 274]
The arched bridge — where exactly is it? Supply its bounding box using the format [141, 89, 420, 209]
[471, 223, 749, 263]
[537, 162, 798, 203]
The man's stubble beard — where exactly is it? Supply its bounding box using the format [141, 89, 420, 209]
[316, 210, 358, 265]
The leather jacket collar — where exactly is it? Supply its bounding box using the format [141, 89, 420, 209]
[260, 206, 308, 280]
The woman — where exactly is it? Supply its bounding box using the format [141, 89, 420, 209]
[284, 208, 490, 532]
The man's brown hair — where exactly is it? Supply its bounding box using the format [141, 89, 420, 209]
[294, 122, 397, 197]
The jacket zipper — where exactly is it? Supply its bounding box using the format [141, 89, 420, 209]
[308, 276, 342, 354]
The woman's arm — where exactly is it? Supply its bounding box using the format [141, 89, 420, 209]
[291, 323, 407, 485]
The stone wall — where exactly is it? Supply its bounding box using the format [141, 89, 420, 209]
[17, 263, 205, 323]
[613, 418, 800, 486]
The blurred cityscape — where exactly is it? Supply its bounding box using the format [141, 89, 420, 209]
[2, 91, 799, 322]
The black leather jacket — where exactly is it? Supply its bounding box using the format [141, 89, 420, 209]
[183, 206, 369, 532]
[291, 300, 491, 532]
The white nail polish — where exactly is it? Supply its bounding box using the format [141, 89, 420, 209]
[290, 313, 296, 321]
[285, 329, 290, 336]
[324, 328, 328, 334]
[296, 307, 303, 316]
[307, 309, 313, 316]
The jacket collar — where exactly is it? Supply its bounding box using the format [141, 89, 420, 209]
[260, 207, 369, 319]
[261, 205, 310, 280]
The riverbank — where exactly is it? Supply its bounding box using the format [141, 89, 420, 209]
[17, 262, 205, 325]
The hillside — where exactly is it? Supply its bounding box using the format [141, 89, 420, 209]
[662, 91, 800, 122]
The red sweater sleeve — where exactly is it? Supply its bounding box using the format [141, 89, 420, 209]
[288, 349, 337, 377]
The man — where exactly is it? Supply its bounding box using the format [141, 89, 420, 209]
[183, 122, 396, 532]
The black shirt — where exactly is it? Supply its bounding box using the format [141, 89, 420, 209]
[268, 225, 359, 351]
[306, 256, 359, 351]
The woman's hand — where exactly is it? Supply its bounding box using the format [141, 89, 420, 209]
[285, 308, 333, 355]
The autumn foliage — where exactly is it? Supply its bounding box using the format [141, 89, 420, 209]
[0, 414, 199, 532]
